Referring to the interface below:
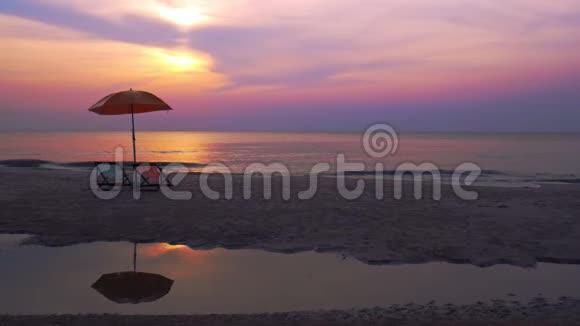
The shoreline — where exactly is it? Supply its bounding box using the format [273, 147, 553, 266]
[1, 159, 580, 184]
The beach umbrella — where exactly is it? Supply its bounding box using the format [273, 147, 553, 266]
[91, 243, 174, 304]
[88, 89, 173, 163]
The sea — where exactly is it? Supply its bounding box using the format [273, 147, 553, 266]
[0, 131, 579, 185]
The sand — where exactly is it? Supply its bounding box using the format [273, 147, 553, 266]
[2, 297, 580, 325]
[1, 166, 580, 324]
[1, 167, 579, 267]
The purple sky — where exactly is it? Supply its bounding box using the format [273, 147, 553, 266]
[1, 0, 579, 132]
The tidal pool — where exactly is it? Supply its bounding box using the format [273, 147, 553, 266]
[0, 234, 579, 314]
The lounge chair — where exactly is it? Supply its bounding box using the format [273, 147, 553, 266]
[94, 162, 131, 188]
[133, 163, 173, 189]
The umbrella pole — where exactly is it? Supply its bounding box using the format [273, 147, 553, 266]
[131, 104, 137, 164]
[133, 242, 137, 272]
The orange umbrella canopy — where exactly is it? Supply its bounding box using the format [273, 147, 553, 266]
[88, 89, 172, 162]
[89, 89, 172, 115]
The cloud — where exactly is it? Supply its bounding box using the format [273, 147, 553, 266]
[2, 0, 580, 131]
[179, 0, 580, 92]
[0, 0, 182, 47]
[0, 14, 229, 101]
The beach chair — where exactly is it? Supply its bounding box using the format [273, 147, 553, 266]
[94, 162, 131, 188]
[133, 163, 173, 189]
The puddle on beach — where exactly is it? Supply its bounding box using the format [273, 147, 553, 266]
[0, 234, 579, 315]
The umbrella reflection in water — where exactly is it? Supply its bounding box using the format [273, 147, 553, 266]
[91, 243, 174, 304]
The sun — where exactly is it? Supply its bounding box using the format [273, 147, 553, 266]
[161, 52, 204, 71]
[159, 6, 207, 27]
[146, 49, 208, 72]
[165, 54, 197, 68]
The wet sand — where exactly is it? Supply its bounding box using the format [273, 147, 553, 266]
[1, 167, 579, 267]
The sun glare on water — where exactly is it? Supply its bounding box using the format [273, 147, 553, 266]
[140, 243, 192, 258]
[162, 244, 189, 251]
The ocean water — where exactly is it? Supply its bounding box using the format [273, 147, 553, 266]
[0, 131, 579, 179]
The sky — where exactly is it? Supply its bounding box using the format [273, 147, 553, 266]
[0, 0, 579, 132]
